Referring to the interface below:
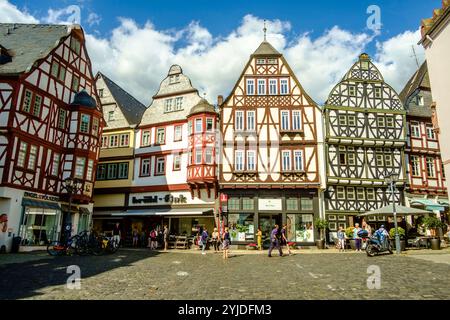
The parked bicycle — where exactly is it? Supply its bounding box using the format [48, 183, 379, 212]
[47, 233, 80, 256]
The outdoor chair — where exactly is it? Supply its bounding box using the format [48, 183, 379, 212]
[408, 237, 428, 249]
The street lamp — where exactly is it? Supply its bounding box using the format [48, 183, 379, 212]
[63, 177, 83, 241]
[384, 173, 401, 254]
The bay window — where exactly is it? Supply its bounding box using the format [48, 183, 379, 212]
[80, 114, 90, 133]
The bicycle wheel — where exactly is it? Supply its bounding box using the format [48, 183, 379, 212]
[91, 237, 104, 256]
[47, 241, 64, 256]
[108, 239, 120, 254]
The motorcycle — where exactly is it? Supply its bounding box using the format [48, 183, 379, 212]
[365, 236, 393, 257]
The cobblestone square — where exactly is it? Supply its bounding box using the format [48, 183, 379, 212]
[0, 249, 449, 300]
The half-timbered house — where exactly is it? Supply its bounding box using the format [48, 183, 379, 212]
[400, 62, 448, 220]
[0, 24, 102, 252]
[324, 53, 407, 237]
[219, 40, 324, 247]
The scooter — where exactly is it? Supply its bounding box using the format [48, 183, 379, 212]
[365, 236, 393, 257]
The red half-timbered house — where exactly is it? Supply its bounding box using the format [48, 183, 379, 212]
[0, 24, 102, 252]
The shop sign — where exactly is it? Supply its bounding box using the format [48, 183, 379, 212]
[132, 194, 188, 205]
[258, 199, 282, 211]
[24, 192, 59, 202]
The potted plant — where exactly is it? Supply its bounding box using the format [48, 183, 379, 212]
[315, 218, 328, 249]
[389, 227, 406, 251]
[345, 226, 356, 250]
[423, 216, 444, 250]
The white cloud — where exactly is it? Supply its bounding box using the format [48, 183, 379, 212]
[44, 5, 81, 25]
[87, 12, 101, 27]
[0, 0, 39, 23]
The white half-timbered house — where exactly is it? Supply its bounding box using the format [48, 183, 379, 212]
[0, 24, 102, 252]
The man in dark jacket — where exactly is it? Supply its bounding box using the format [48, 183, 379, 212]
[268, 224, 283, 257]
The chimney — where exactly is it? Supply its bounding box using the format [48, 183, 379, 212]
[217, 95, 223, 106]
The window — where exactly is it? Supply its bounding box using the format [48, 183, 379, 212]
[339, 147, 347, 165]
[301, 198, 313, 210]
[426, 125, 436, 140]
[247, 111, 255, 131]
[164, 99, 174, 113]
[257, 79, 266, 95]
[411, 122, 420, 137]
[27, 145, 37, 170]
[206, 118, 214, 132]
[98, 89, 104, 98]
[51, 61, 59, 78]
[361, 61, 369, 70]
[282, 150, 291, 171]
[169, 75, 180, 84]
[107, 163, 117, 179]
[411, 156, 420, 176]
[347, 149, 356, 165]
[80, 114, 90, 133]
[142, 130, 151, 147]
[336, 187, 345, 200]
[22, 90, 32, 113]
[357, 187, 365, 200]
[173, 155, 181, 171]
[242, 198, 254, 210]
[175, 97, 183, 111]
[108, 111, 115, 121]
[205, 148, 213, 165]
[426, 157, 435, 178]
[235, 151, 244, 171]
[377, 116, 385, 128]
[281, 111, 290, 131]
[32, 95, 42, 117]
[57, 109, 66, 129]
[366, 188, 375, 201]
[286, 214, 314, 242]
[286, 198, 298, 211]
[386, 116, 394, 128]
[156, 157, 165, 175]
[156, 128, 165, 144]
[246, 79, 255, 95]
[348, 115, 356, 126]
[109, 135, 118, 148]
[228, 213, 254, 242]
[101, 136, 108, 148]
[269, 79, 277, 95]
[235, 111, 244, 131]
[174, 125, 183, 141]
[374, 87, 382, 98]
[72, 75, 80, 92]
[228, 198, 240, 211]
[347, 187, 355, 200]
[22, 90, 42, 117]
[376, 149, 384, 166]
[118, 163, 128, 179]
[280, 79, 288, 95]
[75, 157, 86, 179]
[292, 111, 302, 131]
[119, 134, 129, 147]
[247, 150, 256, 171]
[384, 151, 393, 167]
[417, 95, 424, 106]
[92, 118, 99, 136]
[256, 58, 266, 65]
[294, 150, 303, 171]
[86, 160, 94, 181]
[141, 159, 151, 176]
[338, 114, 347, 126]
[348, 85, 356, 96]
[51, 153, 60, 176]
[267, 58, 277, 64]
[195, 149, 202, 164]
[51, 61, 66, 82]
[96, 164, 106, 180]
[195, 119, 202, 133]
[70, 37, 81, 54]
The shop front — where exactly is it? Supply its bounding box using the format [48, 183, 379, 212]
[223, 190, 320, 247]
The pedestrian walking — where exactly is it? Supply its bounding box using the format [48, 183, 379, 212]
[222, 227, 230, 259]
[281, 224, 292, 255]
[362, 221, 372, 249]
[112, 222, 121, 247]
[132, 227, 139, 247]
[150, 228, 157, 250]
[268, 224, 283, 257]
[353, 223, 362, 252]
[257, 227, 263, 251]
[211, 227, 220, 252]
[337, 226, 346, 252]
[201, 227, 208, 255]
[163, 225, 169, 251]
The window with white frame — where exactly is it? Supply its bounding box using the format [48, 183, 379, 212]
[377, 116, 385, 128]
[281, 111, 289, 131]
[165, 99, 174, 113]
[118, 163, 128, 179]
[294, 150, 303, 171]
[58, 109, 67, 129]
[376, 149, 384, 166]
[92, 117, 99, 136]
[426, 125, 436, 140]
[292, 111, 302, 131]
[109, 135, 118, 148]
[246, 79, 255, 95]
[411, 122, 420, 137]
[280, 79, 288, 95]
[75, 157, 86, 179]
[17, 142, 27, 168]
[336, 187, 345, 200]
[386, 116, 394, 128]
[156, 157, 165, 174]
[235, 150, 244, 171]
[247, 111, 255, 131]
[384, 151, 393, 167]
[108, 111, 115, 121]
[356, 187, 365, 200]
[338, 114, 347, 126]
[426, 157, 435, 178]
[411, 156, 420, 176]
[205, 148, 213, 165]
[235, 111, 244, 131]
[51, 153, 60, 176]
[173, 155, 181, 170]
[119, 134, 129, 147]
[101, 136, 108, 148]
[374, 87, 382, 98]
[206, 118, 214, 132]
[195, 119, 202, 133]
[86, 159, 94, 181]
[269, 79, 277, 95]
[417, 95, 424, 106]
[142, 130, 151, 147]
[348, 85, 356, 96]
[366, 188, 375, 201]
[156, 128, 165, 144]
[195, 149, 202, 164]
[175, 97, 183, 111]
[80, 114, 90, 133]
[141, 158, 151, 176]
[282, 150, 291, 171]
[174, 125, 182, 141]
[347, 187, 355, 200]
[247, 150, 256, 171]
[348, 115, 356, 126]
[257, 79, 266, 95]
[27, 145, 37, 170]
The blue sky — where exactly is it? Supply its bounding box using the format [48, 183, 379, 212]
[1, 0, 440, 104]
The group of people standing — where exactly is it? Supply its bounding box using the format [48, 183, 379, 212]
[336, 221, 389, 252]
[193, 227, 231, 259]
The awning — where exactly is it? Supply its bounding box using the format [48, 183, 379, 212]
[410, 199, 447, 212]
[110, 208, 214, 217]
[358, 204, 431, 217]
[22, 198, 60, 210]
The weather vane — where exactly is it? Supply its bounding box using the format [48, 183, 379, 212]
[263, 19, 267, 41]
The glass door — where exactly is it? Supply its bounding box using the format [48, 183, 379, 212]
[259, 214, 282, 243]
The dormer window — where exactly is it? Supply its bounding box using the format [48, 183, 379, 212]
[417, 95, 424, 106]
[256, 58, 266, 65]
[108, 111, 115, 121]
[267, 58, 277, 64]
[361, 61, 369, 70]
[169, 75, 180, 84]
[98, 89, 104, 98]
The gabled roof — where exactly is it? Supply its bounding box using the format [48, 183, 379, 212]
[0, 23, 75, 75]
[399, 61, 430, 103]
[97, 72, 147, 126]
[420, 0, 450, 42]
[252, 41, 281, 56]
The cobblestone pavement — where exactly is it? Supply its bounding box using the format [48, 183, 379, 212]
[0, 249, 449, 300]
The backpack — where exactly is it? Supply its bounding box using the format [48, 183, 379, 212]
[150, 230, 156, 238]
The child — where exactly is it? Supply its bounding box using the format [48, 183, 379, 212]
[337, 226, 346, 252]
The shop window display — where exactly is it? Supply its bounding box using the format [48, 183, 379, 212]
[228, 213, 254, 242]
[20, 208, 61, 246]
[286, 214, 314, 242]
